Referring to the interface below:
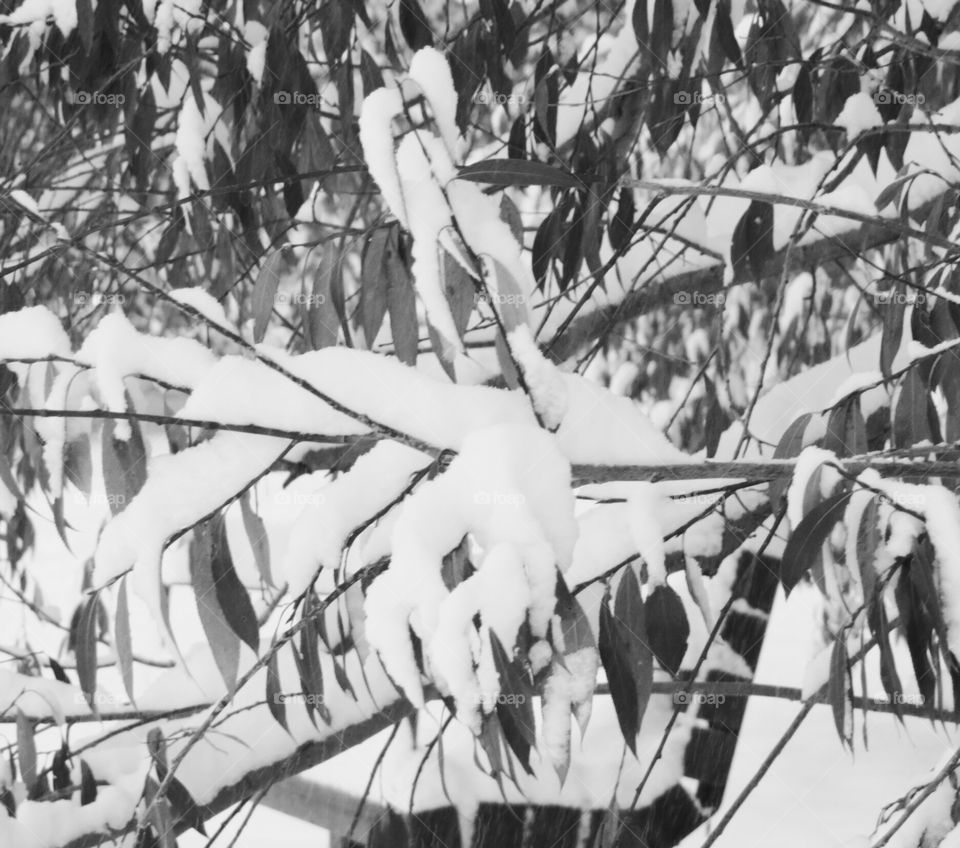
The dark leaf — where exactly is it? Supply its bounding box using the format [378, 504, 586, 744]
[714, 0, 743, 68]
[359, 49, 384, 95]
[507, 115, 526, 159]
[16, 711, 36, 792]
[457, 158, 581, 189]
[645, 584, 690, 676]
[76, 592, 100, 717]
[829, 632, 852, 747]
[608, 187, 636, 253]
[266, 649, 290, 732]
[361, 228, 390, 346]
[731, 200, 775, 282]
[780, 492, 853, 595]
[79, 760, 97, 806]
[880, 283, 906, 381]
[893, 368, 939, 448]
[399, 0, 433, 50]
[768, 412, 812, 509]
[209, 514, 259, 654]
[490, 630, 536, 774]
[823, 395, 867, 458]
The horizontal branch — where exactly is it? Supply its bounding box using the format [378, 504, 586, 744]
[0, 407, 361, 445]
[546, 188, 949, 362]
[572, 456, 960, 485]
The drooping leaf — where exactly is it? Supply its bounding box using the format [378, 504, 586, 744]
[101, 416, 148, 516]
[266, 649, 290, 732]
[823, 395, 867, 458]
[600, 570, 654, 753]
[893, 368, 939, 448]
[829, 632, 853, 748]
[361, 228, 390, 346]
[768, 412, 812, 509]
[16, 710, 36, 792]
[398, 0, 433, 50]
[240, 492, 274, 589]
[599, 591, 637, 754]
[189, 523, 242, 693]
[167, 777, 206, 835]
[385, 232, 419, 365]
[252, 249, 287, 343]
[209, 514, 259, 654]
[79, 760, 97, 806]
[780, 492, 853, 595]
[608, 187, 636, 253]
[894, 566, 938, 711]
[76, 592, 100, 717]
[645, 584, 690, 676]
[880, 282, 906, 381]
[731, 200, 775, 282]
[507, 114, 526, 159]
[489, 630, 536, 774]
[554, 572, 596, 655]
[115, 577, 135, 705]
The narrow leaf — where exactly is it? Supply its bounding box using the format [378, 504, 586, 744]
[781, 492, 853, 595]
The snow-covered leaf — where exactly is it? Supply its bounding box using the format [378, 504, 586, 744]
[645, 584, 690, 676]
[781, 492, 853, 595]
